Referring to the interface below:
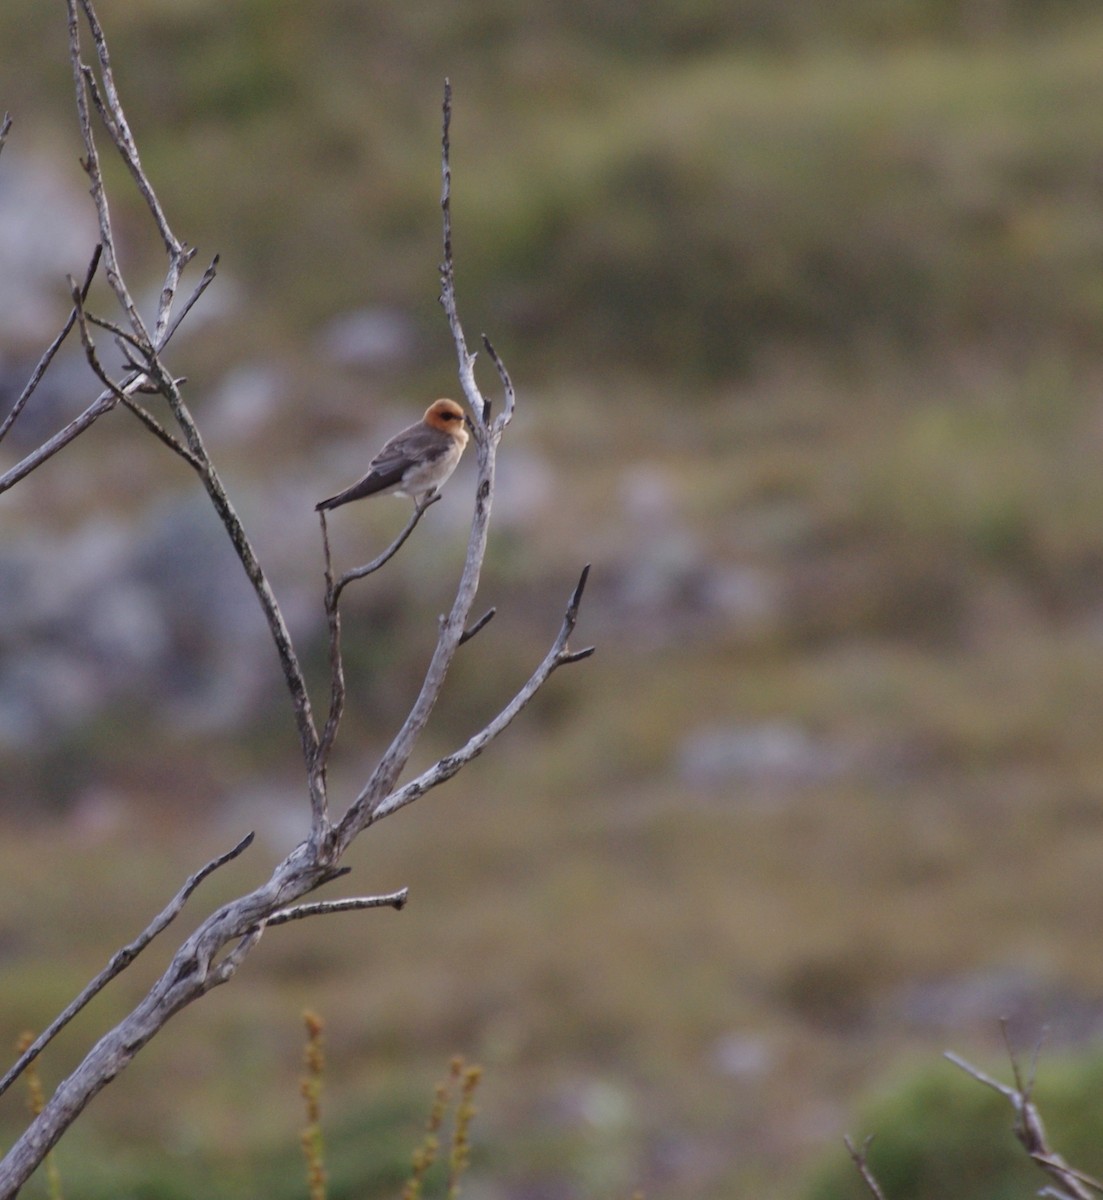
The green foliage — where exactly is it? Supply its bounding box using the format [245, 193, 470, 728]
[8, 3, 1103, 382]
[805, 1055, 1103, 1200]
[36, 1096, 428, 1200]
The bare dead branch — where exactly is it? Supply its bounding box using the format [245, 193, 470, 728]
[481, 333, 516, 426]
[342, 564, 593, 838]
[170, 385, 323, 790]
[844, 1135, 888, 1200]
[77, 0, 183, 259]
[0, 840, 347, 1192]
[0, 0, 211, 492]
[0, 831, 254, 1102]
[75, 0, 321, 824]
[69, 9, 148, 347]
[158, 254, 220, 349]
[74, 0, 194, 344]
[0, 245, 102, 447]
[313, 512, 347, 795]
[85, 310, 154, 359]
[0, 58, 593, 1198]
[330, 80, 518, 848]
[0, 112, 11, 158]
[947, 1042, 1103, 1200]
[268, 890, 409, 925]
[69, 281, 202, 468]
[438, 78, 486, 427]
[330, 494, 441, 606]
[0, 392, 119, 494]
[458, 607, 496, 645]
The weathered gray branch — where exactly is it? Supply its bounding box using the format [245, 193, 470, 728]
[315, 497, 442, 779]
[354, 565, 593, 834]
[69, 281, 201, 467]
[72, 0, 194, 345]
[330, 80, 516, 846]
[0, 39, 593, 1197]
[329, 494, 440, 606]
[0, 245, 102, 446]
[268, 891, 409, 926]
[67, 0, 325, 818]
[0, 832, 254, 1102]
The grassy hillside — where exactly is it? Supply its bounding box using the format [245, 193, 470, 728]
[3, 3, 1103, 1198]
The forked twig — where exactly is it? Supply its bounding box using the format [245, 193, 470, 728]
[346, 564, 594, 835]
[947, 1025, 1103, 1200]
[844, 1135, 888, 1200]
[0, 245, 103, 447]
[69, 281, 201, 467]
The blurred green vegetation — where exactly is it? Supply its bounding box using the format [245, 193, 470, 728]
[4, 2, 1103, 1199]
[7, 1, 1103, 381]
[806, 1054, 1103, 1200]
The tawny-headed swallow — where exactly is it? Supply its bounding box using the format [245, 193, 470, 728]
[316, 398, 469, 512]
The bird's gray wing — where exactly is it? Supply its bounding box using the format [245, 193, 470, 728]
[316, 422, 445, 511]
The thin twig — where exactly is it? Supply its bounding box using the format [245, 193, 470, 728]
[947, 1043, 1103, 1200]
[268, 891, 409, 925]
[0, 832, 254, 1100]
[85, 309, 155, 358]
[844, 1136, 888, 1200]
[481, 333, 516, 427]
[438, 78, 486, 427]
[157, 254, 219, 350]
[315, 495, 442, 788]
[0, 244, 102, 447]
[70, 14, 149, 347]
[0, 112, 12, 159]
[331, 495, 441, 606]
[78, 0, 183, 258]
[69, 281, 202, 468]
[0, 246, 206, 492]
[122, 353, 324, 820]
[458, 607, 496, 645]
[315, 512, 346, 777]
[350, 564, 593, 834]
[75, 0, 193, 344]
[0, 392, 119, 494]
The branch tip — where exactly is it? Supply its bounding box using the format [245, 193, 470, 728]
[568, 563, 591, 613]
[459, 607, 496, 646]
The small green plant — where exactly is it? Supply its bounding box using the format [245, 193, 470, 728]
[805, 1051, 1103, 1200]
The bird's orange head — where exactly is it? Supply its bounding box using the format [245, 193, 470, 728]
[423, 398, 468, 439]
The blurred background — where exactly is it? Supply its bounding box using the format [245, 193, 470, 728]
[4, 1, 1103, 1196]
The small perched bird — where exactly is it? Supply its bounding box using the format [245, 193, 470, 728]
[316, 398, 469, 512]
